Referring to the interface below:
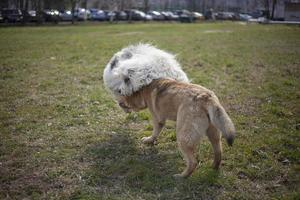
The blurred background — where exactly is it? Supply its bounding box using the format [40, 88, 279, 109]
[0, 0, 299, 24]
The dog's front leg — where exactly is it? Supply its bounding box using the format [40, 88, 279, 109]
[142, 117, 165, 145]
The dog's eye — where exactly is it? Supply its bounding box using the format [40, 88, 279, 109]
[124, 77, 130, 84]
[123, 52, 132, 59]
[118, 89, 121, 94]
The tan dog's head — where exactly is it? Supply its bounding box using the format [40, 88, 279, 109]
[115, 91, 147, 113]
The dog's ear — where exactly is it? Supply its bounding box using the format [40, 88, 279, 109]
[110, 57, 118, 70]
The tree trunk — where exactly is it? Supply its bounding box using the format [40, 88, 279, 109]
[71, 1, 76, 24]
[202, 0, 206, 14]
[189, 0, 196, 12]
[20, 0, 24, 9]
[22, 0, 29, 24]
[128, 10, 132, 23]
[271, 0, 277, 19]
[264, 0, 270, 19]
[37, 0, 44, 25]
[143, 0, 149, 13]
[120, 0, 125, 10]
[83, 0, 88, 20]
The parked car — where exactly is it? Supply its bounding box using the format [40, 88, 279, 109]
[145, 13, 153, 21]
[90, 9, 106, 21]
[25, 10, 39, 22]
[204, 9, 216, 20]
[216, 12, 235, 20]
[22, 10, 42, 22]
[1, 9, 23, 23]
[125, 10, 146, 21]
[239, 13, 252, 21]
[59, 10, 73, 21]
[106, 11, 116, 21]
[192, 12, 204, 21]
[176, 10, 194, 23]
[251, 10, 266, 19]
[74, 8, 90, 21]
[115, 11, 127, 20]
[148, 11, 164, 20]
[248, 16, 268, 23]
[161, 11, 179, 21]
[0, 11, 3, 22]
[43, 10, 60, 23]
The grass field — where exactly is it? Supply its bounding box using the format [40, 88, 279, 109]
[0, 22, 299, 199]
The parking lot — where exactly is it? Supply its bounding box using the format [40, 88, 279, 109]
[0, 7, 269, 25]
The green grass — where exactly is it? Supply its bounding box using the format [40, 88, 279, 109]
[0, 22, 299, 199]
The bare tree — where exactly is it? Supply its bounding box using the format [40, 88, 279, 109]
[264, 0, 270, 19]
[188, 0, 196, 12]
[202, 0, 206, 13]
[31, 0, 44, 24]
[22, 0, 29, 24]
[120, 0, 125, 10]
[143, 0, 149, 13]
[259, 0, 270, 19]
[271, 0, 277, 19]
[70, 0, 79, 24]
[163, 0, 170, 10]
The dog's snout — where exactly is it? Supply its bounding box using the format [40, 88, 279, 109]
[119, 102, 126, 108]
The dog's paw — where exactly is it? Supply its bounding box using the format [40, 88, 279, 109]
[141, 136, 155, 144]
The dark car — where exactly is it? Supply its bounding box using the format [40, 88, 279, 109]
[115, 11, 127, 21]
[42, 10, 60, 23]
[105, 11, 116, 21]
[90, 9, 106, 21]
[1, 9, 23, 23]
[0, 11, 3, 22]
[22, 10, 38, 22]
[176, 10, 194, 23]
[125, 10, 146, 21]
[251, 10, 268, 19]
[59, 10, 73, 21]
[215, 12, 235, 20]
[204, 9, 216, 20]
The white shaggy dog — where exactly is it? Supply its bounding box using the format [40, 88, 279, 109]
[103, 43, 189, 96]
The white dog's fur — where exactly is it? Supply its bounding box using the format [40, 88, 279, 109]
[103, 43, 189, 96]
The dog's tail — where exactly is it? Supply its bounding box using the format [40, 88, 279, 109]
[207, 99, 236, 146]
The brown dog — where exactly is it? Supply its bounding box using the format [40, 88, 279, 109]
[116, 79, 236, 178]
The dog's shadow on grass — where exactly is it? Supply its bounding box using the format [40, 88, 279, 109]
[82, 126, 223, 199]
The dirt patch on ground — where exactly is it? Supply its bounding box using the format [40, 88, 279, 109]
[203, 30, 233, 34]
[116, 32, 144, 36]
[226, 96, 262, 116]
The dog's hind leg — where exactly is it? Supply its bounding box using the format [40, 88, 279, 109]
[174, 138, 198, 178]
[173, 107, 209, 178]
[206, 125, 222, 170]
